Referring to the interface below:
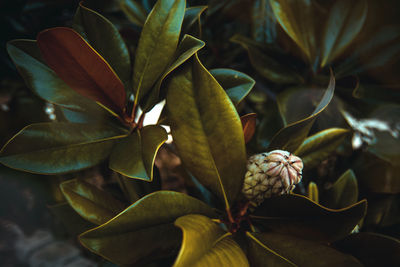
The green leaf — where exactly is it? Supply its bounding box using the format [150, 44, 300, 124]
[231, 34, 303, 84]
[322, 170, 358, 209]
[270, 0, 317, 63]
[79, 191, 216, 266]
[295, 128, 349, 169]
[142, 34, 205, 111]
[320, 0, 368, 67]
[6, 39, 101, 113]
[209, 68, 255, 106]
[182, 6, 207, 35]
[73, 2, 132, 86]
[248, 232, 362, 266]
[132, 0, 186, 105]
[37, 27, 126, 116]
[252, 0, 277, 44]
[109, 125, 167, 181]
[173, 214, 249, 267]
[120, 0, 147, 26]
[334, 233, 400, 267]
[251, 193, 367, 242]
[60, 179, 125, 225]
[166, 54, 247, 208]
[268, 73, 335, 152]
[0, 122, 127, 174]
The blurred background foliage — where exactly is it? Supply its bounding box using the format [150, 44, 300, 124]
[0, 0, 399, 265]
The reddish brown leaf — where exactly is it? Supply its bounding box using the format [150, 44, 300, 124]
[37, 27, 126, 116]
[241, 113, 257, 143]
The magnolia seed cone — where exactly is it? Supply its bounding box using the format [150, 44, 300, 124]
[242, 150, 303, 204]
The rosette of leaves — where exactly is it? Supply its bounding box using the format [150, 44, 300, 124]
[54, 54, 399, 266]
[0, 0, 211, 181]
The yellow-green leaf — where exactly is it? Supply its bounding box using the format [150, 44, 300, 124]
[173, 214, 249, 267]
[322, 169, 358, 209]
[120, 0, 147, 26]
[308, 181, 319, 203]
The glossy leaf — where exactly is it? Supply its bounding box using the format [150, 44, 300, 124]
[173, 214, 249, 267]
[182, 6, 207, 34]
[109, 125, 167, 181]
[0, 122, 127, 174]
[120, 0, 147, 26]
[73, 2, 132, 85]
[321, 0, 368, 67]
[241, 113, 257, 144]
[209, 68, 255, 106]
[268, 73, 335, 152]
[142, 34, 205, 111]
[166, 54, 247, 208]
[231, 34, 303, 84]
[270, 0, 317, 62]
[334, 233, 400, 267]
[60, 179, 125, 225]
[252, 0, 277, 43]
[251, 193, 367, 242]
[37, 27, 126, 116]
[79, 191, 216, 266]
[132, 0, 185, 105]
[249, 232, 362, 266]
[308, 181, 319, 203]
[295, 128, 349, 169]
[6, 39, 101, 112]
[322, 170, 358, 210]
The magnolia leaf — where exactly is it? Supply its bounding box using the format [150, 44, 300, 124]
[0, 122, 127, 174]
[268, 73, 335, 152]
[182, 6, 207, 34]
[246, 232, 296, 267]
[173, 214, 249, 267]
[132, 0, 185, 105]
[79, 191, 216, 266]
[251, 193, 367, 242]
[6, 39, 102, 113]
[322, 170, 358, 210]
[166, 54, 247, 209]
[270, 0, 317, 63]
[308, 181, 319, 203]
[252, 0, 277, 43]
[109, 125, 167, 181]
[321, 0, 368, 67]
[142, 34, 205, 111]
[231, 34, 303, 84]
[73, 2, 132, 86]
[295, 128, 349, 169]
[241, 113, 257, 144]
[249, 232, 362, 266]
[334, 232, 400, 266]
[120, 0, 147, 26]
[60, 179, 125, 225]
[37, 27, 126, 116]
[209, 68, 255, 106]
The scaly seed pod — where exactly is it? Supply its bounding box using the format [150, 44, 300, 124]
[242, 150, 303, 204]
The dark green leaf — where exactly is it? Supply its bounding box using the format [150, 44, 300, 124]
[79, 191, 216, 266]
[173, 214, 249, 267]
[182, 6, 207, 35]
[320, 0, 367, 67]
[166, 54, 247, 208]
[209, 68, 255, 106]
[132, 0, 185, 105]
[252, 0, 277, 43]
[231, 34, 303, 84]
[109, 125, 167, 181]
[248, 232, 362, 266]
[120, 0, 147, 26]
[268, 73, 335, 152]
[0, 122, 127, 174]
[37, 27, 126, 116]
[6, 39, 101, 113]
[334, 233, 400, 267]
[295, 128, 349, 169]
[142, 34, 205, 111]
[270, 0, 317, 63]
[251, 193, 367, 242]
[60, 179, 125, 225]
[73, 3, 132, 86]
[322, 169, 358, 209]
